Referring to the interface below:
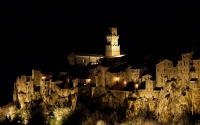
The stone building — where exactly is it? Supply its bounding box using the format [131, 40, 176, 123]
[13, 27, 200, 116]
[156, 59, 174, 87]
[68, 53, 104, 66]
[67, 27, 123, 66]
[13, 69, 78, 108]
[155, 51, 200, 88]
[105, 27, 120, 57]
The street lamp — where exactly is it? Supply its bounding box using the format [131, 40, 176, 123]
[42, 76, 46, 80]
[115, 77, 119, 82]
[135, 84, 138, 89]
[135, 83, 138, 92]
[124, 81, 127, 87]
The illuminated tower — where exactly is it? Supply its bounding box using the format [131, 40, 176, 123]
[105, 27, 120, 57]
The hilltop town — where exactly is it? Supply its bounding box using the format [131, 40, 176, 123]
[1, 28, 200, 125]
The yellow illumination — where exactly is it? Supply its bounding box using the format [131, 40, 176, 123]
[135, 84, 138, 89]
[115, 77, 119, 81]
[86, 79, 91, 83]
[124, 81, 127, 84]
[114, 54, 125, 57]
[42, 76, 46, 79]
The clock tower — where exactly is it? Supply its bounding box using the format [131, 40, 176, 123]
[105, 27, 120, 57]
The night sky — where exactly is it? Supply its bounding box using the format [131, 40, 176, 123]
[0, 1, 200, 105]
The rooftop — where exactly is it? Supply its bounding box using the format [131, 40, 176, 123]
[74, 53, 104, 57]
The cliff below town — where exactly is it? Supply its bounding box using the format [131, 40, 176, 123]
[1, 77, 200, 125]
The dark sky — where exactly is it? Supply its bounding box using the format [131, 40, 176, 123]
[0, 1, 200, 105]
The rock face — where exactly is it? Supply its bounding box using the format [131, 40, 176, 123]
[92, 87, 131, 109]
[123, 77, 200, 124]
[155, 77, 200, 124]
[86, 77, 200, 124]
[3, 76, 200, 124]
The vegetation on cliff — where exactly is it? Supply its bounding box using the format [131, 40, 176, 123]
[1, 77, 200, 124]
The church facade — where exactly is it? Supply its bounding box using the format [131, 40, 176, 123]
[67, 27, 122, 66]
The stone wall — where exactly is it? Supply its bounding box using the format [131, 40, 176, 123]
[77, 87, 92, 103]
[105, 45, 120, 57]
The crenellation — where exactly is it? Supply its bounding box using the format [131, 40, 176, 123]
[105, 28, 120, 57]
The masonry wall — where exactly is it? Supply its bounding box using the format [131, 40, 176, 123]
[105, 45, 120, 57]
[137, 90, 159, 99]
[32, 69, 42, 86]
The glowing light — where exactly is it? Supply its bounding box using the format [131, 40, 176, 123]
[86, 79, 91, 83]
[124, 81, 127, 84]
[114, 54, 125, 57]
[84, 84, 86, 85]
[42, 76, 46, 79]
[115, 77, 119, 81]
[135, 84, 138, 89]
